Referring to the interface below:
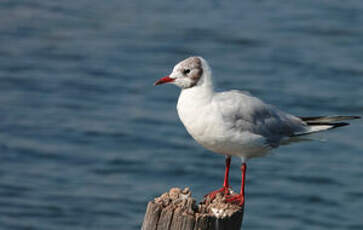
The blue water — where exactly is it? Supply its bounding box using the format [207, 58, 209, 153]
[1, 0, 363, 229]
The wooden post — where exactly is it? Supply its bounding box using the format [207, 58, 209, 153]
[141, 187, 244, 230]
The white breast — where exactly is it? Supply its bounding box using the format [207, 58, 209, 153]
[177, 85, 223, 148]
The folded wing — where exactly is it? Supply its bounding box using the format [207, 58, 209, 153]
[214, 90, 307, 146]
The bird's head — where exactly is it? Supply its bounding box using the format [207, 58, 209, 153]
[154, 56, 210, 89]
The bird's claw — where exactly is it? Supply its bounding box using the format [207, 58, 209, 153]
[204, 186, 230, 200]
[225, 194, 245, 206]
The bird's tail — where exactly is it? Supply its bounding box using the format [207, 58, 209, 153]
[293, 115, 360, 136]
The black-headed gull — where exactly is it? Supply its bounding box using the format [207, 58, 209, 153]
[154, 56, 360, 206]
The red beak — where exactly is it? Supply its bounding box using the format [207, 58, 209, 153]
[154, 76, 175, 86]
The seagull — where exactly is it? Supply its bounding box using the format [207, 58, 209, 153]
[154, 56, 360, 206]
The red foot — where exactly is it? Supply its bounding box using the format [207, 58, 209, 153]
[225, 194, 245, 206]
[204, 186, 230, 200]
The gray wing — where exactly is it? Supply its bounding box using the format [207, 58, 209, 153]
[213, 90, 307, 146]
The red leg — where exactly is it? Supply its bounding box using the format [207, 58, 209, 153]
[223, 156, 231, 188]
[204, 156, 231, 200]
[225, 162, 246, 206]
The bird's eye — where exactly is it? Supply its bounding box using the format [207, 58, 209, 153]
[184, 69, 191, 74]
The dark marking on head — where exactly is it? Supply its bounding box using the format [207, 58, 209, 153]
[177, 57, 203, 87]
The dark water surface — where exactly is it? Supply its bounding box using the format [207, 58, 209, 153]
[1, 0, 363, 229]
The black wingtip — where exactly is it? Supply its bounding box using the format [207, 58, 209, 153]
[306, 121, 350, 128]
[300, 115, 361, 122]
[331, 122, 350, 128]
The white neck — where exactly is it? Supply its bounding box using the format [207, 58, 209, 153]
[176, 64, 216, 146]
[178, 59, 215, 106]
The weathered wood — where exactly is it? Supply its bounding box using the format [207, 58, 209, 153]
[141, 187, 244, 230]
[157, 206, 174, 230]
[141, 201, 163, 230]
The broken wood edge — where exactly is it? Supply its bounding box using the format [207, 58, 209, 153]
[141, 187, 244, 230]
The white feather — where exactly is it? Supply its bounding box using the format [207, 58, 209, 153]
[176, 58, 310, 159]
